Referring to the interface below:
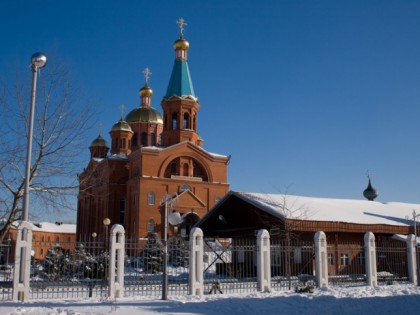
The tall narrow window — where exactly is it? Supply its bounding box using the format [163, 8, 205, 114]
[183, 113, 190, 129]
[340, 253, 350, 266]
[148, 192, 155, 205]
[141, 132, 147, 146]
[328, 253, 334, 265]
[172, 113, 178, 130]
[132, 133, 138, 146]
[150, 133, 156, 146]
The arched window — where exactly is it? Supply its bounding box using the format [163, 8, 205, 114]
[150, 133, 156, 146]
[172, 113, 178, 130]
[148, 192, 155, 205]
[147, 219, 155, 233]
[141, 132, 147, 146]
[193, 160, 209, 181]
[183, 113, 190, 129]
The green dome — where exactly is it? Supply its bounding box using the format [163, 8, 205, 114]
[90, 135, 109, 148]
[111, 118, 133, 132]
[125, 107, 163, 124]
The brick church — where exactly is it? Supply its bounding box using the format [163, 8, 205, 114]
[76, 19, 230, 240]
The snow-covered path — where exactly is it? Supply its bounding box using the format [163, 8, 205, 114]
[1, 285, 420, 315]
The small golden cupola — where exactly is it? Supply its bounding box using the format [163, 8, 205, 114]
[109, 105, 134, 156]
[125, 68, 163, 148]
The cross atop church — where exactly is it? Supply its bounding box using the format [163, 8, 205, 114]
[177, 17, 187, 37]
[366, 170, 372, 180]
[119, 104, 125, 118]
[143, 67, 152, 85]
[98, 122, 103, 135]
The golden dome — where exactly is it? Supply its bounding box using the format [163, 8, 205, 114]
[90, 135, 109, 148]
[173, 37, 190, 51]
[125, 107, 163, 124]
[139, 84, 153, 97]
[111, 118, 133, 132]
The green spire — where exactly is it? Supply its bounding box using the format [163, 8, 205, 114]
[165, 59, 195, 99]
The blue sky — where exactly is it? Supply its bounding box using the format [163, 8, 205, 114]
[2, 0, 420, 215]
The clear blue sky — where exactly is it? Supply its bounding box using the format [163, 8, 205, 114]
[2, 0, 420, 211]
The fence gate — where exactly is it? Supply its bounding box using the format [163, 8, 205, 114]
[203, 237, 258, 294]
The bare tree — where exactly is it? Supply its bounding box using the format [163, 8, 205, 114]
[0, 56, 95, 242]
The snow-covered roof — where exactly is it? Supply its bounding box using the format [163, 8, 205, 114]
[236, 192, 418, 226]
[11, 221, 76, 234]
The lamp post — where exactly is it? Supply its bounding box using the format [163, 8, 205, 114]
[412, 210, 420, 285]
[22, 52, 47, 222]
[91, 232, 97, 255]
[6, 234, 11, 281]
[161, 194, 182, 300]
[103, 218, 111, 252]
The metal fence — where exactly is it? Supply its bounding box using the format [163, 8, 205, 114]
[1, 233, 417, 301]
[327, 241, 367, 286]
[203, 237, 258, 294]
[0, 240, 13, 301]
[376, 240, 409, 285]
[270, 240, 316, 291]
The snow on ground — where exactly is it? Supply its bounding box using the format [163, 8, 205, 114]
[1, 285, 420, 315]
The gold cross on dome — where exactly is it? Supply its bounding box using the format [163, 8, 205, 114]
[143, 67, 152, 85]
[177, 17, 187, 37]
[98, 123, 103, 135]
[119, 104, 125, 118]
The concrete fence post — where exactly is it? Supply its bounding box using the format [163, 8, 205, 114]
[12, 221, 33, 301]
[314, 231, 328, 288]
[256, 229, 271, 292]
[407, 234, 418, 285]
[189, 227, 204, 296]
[364, 232, 377, 287]
[108, 224, 125, 299]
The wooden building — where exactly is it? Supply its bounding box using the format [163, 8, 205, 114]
[195, 190, 418, 276]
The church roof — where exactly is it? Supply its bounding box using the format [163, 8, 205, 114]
[164, 59, 195, 99]
[90, 134, 109, 148]
[125, 106, 163, 124]
[141, 140, 229, 159]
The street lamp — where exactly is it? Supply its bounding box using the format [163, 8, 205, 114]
[22, 52, 47, 222]
[412, 210, 420, 285]
[161, 194, 183, 300]
[103, 218, 111, 251]
[91, 232, 97, 255]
